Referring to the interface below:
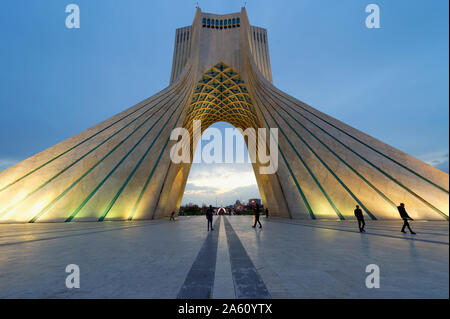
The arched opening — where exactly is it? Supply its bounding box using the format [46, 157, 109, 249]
[179, 121, 262, 216]
[180, 63, 266, 215]
[152, 62, 290, 220]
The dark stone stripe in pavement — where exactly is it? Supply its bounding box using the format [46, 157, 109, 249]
[223, 217, 271, 299]
[177, 217, 221, 299]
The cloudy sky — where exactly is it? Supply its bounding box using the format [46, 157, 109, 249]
[182, 162, 259, 206]
[181, 122, 260, 206]
[0, 0, 448, 205]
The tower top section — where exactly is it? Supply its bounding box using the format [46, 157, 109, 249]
[169, 7, 273, 84]
[198, 9, 243, 29]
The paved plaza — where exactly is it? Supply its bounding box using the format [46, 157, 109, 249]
[0, 216, 448, 299]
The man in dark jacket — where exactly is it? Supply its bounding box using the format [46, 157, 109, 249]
[398, 203, 416, 234]
[252, 204, 262, 228]
[354, 205, 365, 232]
[206, 205, 214, 231]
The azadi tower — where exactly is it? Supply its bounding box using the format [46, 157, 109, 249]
[0, 8, 448, 223]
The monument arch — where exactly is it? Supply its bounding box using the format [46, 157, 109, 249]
[0, 8, 447, 223]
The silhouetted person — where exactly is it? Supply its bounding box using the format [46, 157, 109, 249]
[170, 211, 175, 221]
[206, 205, 214, 231]
[354, 205, 365, 232]
[265, 208, 269, 218]
[252, 204, 262, 228]
[398, 203, 416, 234]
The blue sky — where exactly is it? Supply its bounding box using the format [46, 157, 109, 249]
[0, 0, 448, 206]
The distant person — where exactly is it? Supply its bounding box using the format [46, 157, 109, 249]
[252, 204, 262, 228]
[206, 205, 214, 231]
[170, 211, 176, 221]
[265, 208, 269, 218]
[397, 203, 416, 234]
[354, 205, 365, 232]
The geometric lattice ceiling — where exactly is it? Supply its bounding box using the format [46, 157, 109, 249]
[183, 62, 260, 133]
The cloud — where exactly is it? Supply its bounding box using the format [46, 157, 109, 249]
[434, 160, 449, 173]
[0, 158, 20, 172]
[417, 150, 449, 173]
[182, 162, 260, 206]
[433, 155, 449, 173]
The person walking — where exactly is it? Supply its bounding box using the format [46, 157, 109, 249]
[398, 203, 416, 234]
[206, 205, 214, 231]
[354, 205, 365, 232]
[252, 204, 262, 228]
[265, 208, 269, 218]
[170, 211, 176, 221]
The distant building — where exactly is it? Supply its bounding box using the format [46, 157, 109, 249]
[234, 200, 244, 211]
[248, 198, 262, 206]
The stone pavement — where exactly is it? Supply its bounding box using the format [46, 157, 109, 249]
[0, 216, 447, 298]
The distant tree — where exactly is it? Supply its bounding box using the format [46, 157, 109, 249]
[181, 205, 202, 215]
